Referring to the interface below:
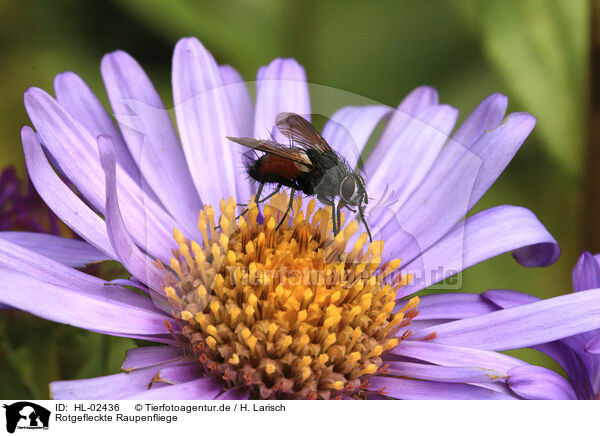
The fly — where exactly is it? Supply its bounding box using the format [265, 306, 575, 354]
[226, 112, 372, 242]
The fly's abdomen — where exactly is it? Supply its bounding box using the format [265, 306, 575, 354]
[248, 154, 303, 186]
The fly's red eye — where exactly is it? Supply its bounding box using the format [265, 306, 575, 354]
[340, 176, 356, 203]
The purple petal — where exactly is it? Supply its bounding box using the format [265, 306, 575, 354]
[385, 361, 507, 383]
[368, 376, 517, 399]
[0, 267, 172, 338]
[365, 86, 438, 172]
[482, 289, 540, 309]
[406, 293, 497, 320]
[254, 58, 310, 142]
[172, 37, 248, 207]
[123, 377, 222, 400]
[23, 88, 178, 262]
[216, 387, 250, 400]
[151, 364, 204, 386]
[219, 65, 254, 137]
[585, 333, 600, 354]
[378, 113, 536, 267]
[321, 105, 391, 167]
[121, 346, 185, 372]
[391, 340, 525, 373]
[412, 289, 600, 350]
[397, 205, 559, 296]
[0, 233, 152, 308]
[507, 365, 577, 400]
[51, 362, 188, 399]
[101, 51, 202, 237]
[98, 136, 165, 291]
[477, 292, 597, 396]
[451, 93, 508, 148]
[367, 104, 458, 208]
[572, 251, 600, 292]
[533, 341, 592, 399]
[460, 112, 537, 211]
[54, 71, 140, 181]
[22, 126, 116, 257]
[0, 231, 108, 267]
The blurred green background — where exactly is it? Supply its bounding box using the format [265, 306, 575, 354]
[0, 0, 595, 398]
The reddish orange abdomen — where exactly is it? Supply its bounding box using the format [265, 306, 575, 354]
[257, 154, 302, 179]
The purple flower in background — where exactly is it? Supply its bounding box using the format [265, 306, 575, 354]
[480, 252, 600, 399]
[2, 36, 600, 399]
[0, 166, 60, 233]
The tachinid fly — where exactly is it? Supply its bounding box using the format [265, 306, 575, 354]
[226, 112, 372, 241]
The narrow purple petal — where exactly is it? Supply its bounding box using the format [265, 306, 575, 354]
[22, 126, 116, 258]
[123, 377, 222, 400]
[412, 289, 600, 350]
[51, 362, 187, 400]
[572, 251, 600, 292]
[451, 93, 508, 148]
[477, 292, 597, 396]
[254, 58, 310, 142]
[54, 71, 140, 181]
[98, 136, 165, 291]
[585, 333, 600, 354]
[0, 267, 172, 337]
[321, 105, 391, 167]
[397, 206, 559, 296]
[482, 289, 540, 309]
[368, 376, 517, 399]
[365, 86, 438, 172]
[0, 234, 150, 308]
[23, 88, 178, 262]
[406, 293, 497, 320]
[385, 361, 507, 383]
[151, 364, 204, 386]
[101, 51, 202, 237]
[219, 65, 254, 137]
[0, 232, 109, 267]
[121, 346, 185, 371]
[172, 37, 246, 207]
[507, 365, 577, 400]
[534, 341, 593, 399]
[219, 64, 255, 201]
[367, 104, 458, 209]
[391, 340, 525, 373]
[378, 113, 536, 267]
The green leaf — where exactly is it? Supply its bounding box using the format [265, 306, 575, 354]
[466, 0, 587, 173]
[112, 0, 288, 75]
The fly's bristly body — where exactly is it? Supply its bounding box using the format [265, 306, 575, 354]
[227, 112, 372, 241]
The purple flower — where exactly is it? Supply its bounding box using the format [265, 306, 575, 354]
[479, 252, 600, 399]
[2, 36, 599, 399]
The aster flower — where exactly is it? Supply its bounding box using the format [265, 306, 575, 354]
[2, 36, 599, 399]
[476, 252, 600, 399]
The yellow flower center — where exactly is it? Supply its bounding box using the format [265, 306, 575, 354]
[163, 194, 418, 399]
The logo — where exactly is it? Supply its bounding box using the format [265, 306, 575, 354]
[3, 402, 50, 434]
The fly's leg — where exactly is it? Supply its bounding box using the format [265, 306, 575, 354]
[331, 202, 338, 236]
[275, 188, 295, 231]
[359, 203, 373, 242]
[336, 200, 343, 236]
[216, 183, 281, 229]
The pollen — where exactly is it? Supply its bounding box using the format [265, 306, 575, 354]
[163, 193, 417, 400]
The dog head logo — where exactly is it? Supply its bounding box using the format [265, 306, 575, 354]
[3, 402, 50, 433]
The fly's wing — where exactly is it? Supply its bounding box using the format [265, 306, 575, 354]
[275, 113, 336, 155]
[226, 136, 312, 167]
